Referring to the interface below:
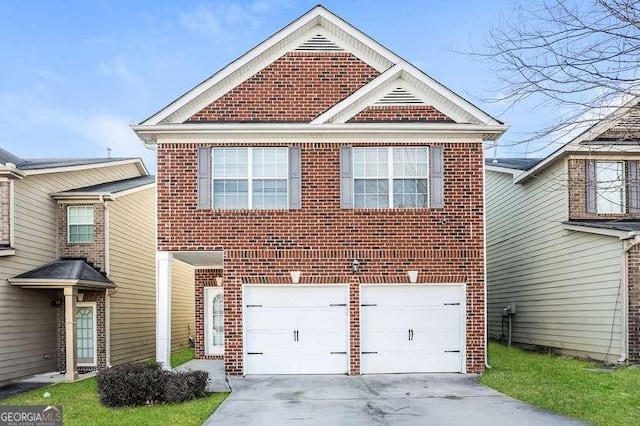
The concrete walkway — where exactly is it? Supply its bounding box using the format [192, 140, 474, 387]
[204, 374, 587, 426]
[174, 359, 230, 393]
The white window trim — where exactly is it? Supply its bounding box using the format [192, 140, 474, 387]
[353, 147, 429, 209]
[67, 206, 95, 243]
[77, 301, 98, 367]
[204, 287, 224, 355]
[212, 148, 289, 210]
[596, 161, 626, 214]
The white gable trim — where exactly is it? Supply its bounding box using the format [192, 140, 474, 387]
[140, 6, 402, 126]
[311, 62, 502, 126]
[514, 95, 640, 184]
[131, 122, 507, 144]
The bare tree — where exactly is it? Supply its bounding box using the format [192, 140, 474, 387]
[483, 0, 640, 148]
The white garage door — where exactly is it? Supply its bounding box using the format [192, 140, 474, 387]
[244, 285, 349, 375]
[361, 285, 464, 374]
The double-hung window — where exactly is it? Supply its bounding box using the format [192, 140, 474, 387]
[595, 161, 625, 214]
[213, 148, 288, 210]
[353, 147, 429, 208]
[68, 206, 95, 243]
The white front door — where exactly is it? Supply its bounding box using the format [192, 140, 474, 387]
[244, 285, 349, 375]
[361, 284, 465, 374]
[205, 287, 224, 355]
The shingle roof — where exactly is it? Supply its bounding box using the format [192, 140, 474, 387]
[0, 147, 138, 171]
[58, 175, 155, 195]
[13, 259, 114, 286]
[563, 220, 640, 232]
[485, 158, 544, 171]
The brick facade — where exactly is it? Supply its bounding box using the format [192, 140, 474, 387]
[158, 141, 486, 374]
[58, 203, 106, 272]
[568, 157, 640, 219]
[186, 52, 379, 123]
[194, 269, 224, 360]
[629, 245, 640, 362]
[57, 291, 107, 373]
[56, 203, 108, 373]
[348, 105, 453, 122]
[0, 181, 10, 246]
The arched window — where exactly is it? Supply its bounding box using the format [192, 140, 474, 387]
[205, 288, 224, 355]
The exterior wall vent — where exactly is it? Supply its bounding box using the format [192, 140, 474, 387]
[295, 34, 344, 51]
[375, 87, 425, 105]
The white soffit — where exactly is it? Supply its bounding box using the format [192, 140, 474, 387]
[312, 62, 500, 125]
[141, 6, 401, 126]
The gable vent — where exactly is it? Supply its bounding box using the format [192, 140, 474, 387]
[295, 34, 344, 51]
[375, 87, 425, 105]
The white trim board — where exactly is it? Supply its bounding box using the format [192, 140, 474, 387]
[132, 122, 507, 145]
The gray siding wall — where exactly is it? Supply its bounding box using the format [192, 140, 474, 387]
[486, 161, 624, 361]
[108, 187, 156, 365]
[0, 163, 142, 385]
[171, 260, 195, 351]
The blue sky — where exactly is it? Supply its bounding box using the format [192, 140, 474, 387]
[0, 0, 547, 171]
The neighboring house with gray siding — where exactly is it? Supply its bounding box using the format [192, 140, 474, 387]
[0, 148, 195, 386]
[486, 99, 640, 363]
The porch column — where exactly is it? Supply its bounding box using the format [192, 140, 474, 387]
[156, 251, 172, 369]
[63, 286, 78, 381]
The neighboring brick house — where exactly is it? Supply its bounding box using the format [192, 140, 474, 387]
[0, 148, 195, 385]
[133, 6, 507, 375]
[486, 97, 640, 363]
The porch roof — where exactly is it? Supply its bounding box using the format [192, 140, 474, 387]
[563, 220, 640, 233]
[9, 258, 115, 290]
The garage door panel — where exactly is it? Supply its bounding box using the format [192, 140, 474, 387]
[245, 353, 347, 375]
[362, 352, 461, 374]
[361, 285, 464, 374]
[244, 285, 348, 375]
[361, 285, 462, 306]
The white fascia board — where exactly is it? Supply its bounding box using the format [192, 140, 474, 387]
[484, 165, 525, 179]
[312, 62, 504, 127]
[132, 122, 508, 144]
[22, 158, 149, 176]
[562, 223, 634, 239]
[51, 183, 155, 202]
[141, 5, 401, 126]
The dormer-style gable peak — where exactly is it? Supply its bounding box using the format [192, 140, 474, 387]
[141, 5, 402, 125]
[312, 62, 502, 125]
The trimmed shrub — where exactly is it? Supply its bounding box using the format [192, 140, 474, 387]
[163, 370, 209, 403]
[96, 362, 209, 407]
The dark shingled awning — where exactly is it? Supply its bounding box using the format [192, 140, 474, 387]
[11, 258, 115, 289]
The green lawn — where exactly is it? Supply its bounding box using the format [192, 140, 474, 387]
[171, 347, 195, 367]
[0, 348, 226, 426]
[481, 342, 640, 426]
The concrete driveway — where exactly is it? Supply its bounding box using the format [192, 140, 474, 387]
[204, 374, 586, 426]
